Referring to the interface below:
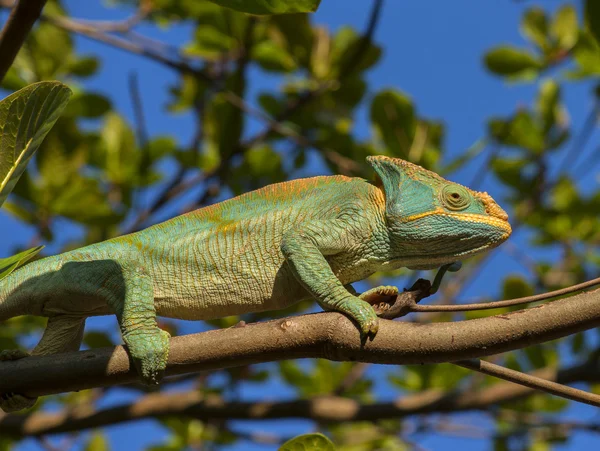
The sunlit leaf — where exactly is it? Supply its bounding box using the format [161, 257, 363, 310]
[551, 5, 578, 50]
[68, 56, 100, 77]
[502, 276, 534, 300]
[0, 245, 44, 281]
[484, 47, 542, 76]
[253, 40, 297, 72]
[84, 432, 110, 451]
[279, 433, 335, 451]
[521, 8, 549, 50]
[537, 79, 560, 133]
[0, 81, 72, 207]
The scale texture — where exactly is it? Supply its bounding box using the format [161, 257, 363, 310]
[0, 156, 511, 411]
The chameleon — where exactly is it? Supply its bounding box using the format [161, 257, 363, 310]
[0, 156, 511, 412]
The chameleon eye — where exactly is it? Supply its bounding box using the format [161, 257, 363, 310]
[441, 185, 471, 211]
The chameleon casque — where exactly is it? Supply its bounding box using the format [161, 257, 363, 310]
[0, 156, 511, 412]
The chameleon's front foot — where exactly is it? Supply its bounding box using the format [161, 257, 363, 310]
[353, 301, 379, 337]
[124, 329, 171, 385]
[323, 297, 380, 338]
[0, 350, 37, 412]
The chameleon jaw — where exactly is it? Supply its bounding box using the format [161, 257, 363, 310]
[403, 208, 512, 237]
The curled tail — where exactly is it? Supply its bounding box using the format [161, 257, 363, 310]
[0, 255, 62, 321]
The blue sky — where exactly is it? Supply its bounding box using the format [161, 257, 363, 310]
[2, 1, 600, 450]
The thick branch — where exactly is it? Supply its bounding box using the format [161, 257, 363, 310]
[1, 358, 598, 437]
[0, 288, 599, 398]
[0, 0, 47, 82]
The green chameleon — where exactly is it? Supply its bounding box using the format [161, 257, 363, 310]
[0, 156, 511, 412]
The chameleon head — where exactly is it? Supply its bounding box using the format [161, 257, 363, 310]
[367, 156, 512, 270]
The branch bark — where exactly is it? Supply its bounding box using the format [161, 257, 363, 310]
[0, 288, 599, 399]
[0, 0, 48, 82]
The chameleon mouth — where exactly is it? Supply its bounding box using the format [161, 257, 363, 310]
[404, 209, 512, 238]
[447, 212, 512, 238]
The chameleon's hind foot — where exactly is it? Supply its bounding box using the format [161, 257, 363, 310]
[125, 329, 171, 385]
[0, 392, 36, 413]
[0, 349, 37, 412]
[0, 349, 30, 361]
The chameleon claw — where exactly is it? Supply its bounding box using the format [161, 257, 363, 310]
[353, 300, 380, 339]
[359, 285, 399, 304]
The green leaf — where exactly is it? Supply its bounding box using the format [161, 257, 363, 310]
[370, 89, 415, 159]
[64, 93, 111, 118]
[67, 56, 100, 77]
[0, 245, 44, 281]
[206, 0, 321, 15]
[491, 157, 528, 188]
[488, 110, 545, 154]
[551, 178, 578, 212]
[331, 26, 382, 76]
[484, 47, 542, 76]
[100, 113, 138, 184]
[0, 81, 72, 207]
[279, 433, 335, 451]
[537, 79, 560, 133]
[521, 8, 549, 50]
[551, 5, 578, 50]
[569, 31, 600, 78]
[253, 40, 297, 72]
[187, 26, 237, 60]
[502, 276, 534, 300]
[84, 432, 110, 451]
[585, 0, 600, 47]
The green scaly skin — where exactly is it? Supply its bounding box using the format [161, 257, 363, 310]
[0, 156, 511, 412]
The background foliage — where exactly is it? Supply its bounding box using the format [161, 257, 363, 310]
[0, 0, 599, 450]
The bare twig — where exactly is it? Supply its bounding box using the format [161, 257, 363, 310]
[456, 359, 600, 408]
[0, 0, 48, 82]
[128, 72, 149, 149]
[40, 13, 210, 82]
[75, 0, 152, 33]
[555, 101, 599, 179]
[411, 275, 600, 313]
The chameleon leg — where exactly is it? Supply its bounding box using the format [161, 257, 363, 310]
[0, 315, 85, 412]
[108, 263, 170, 386]
[282, 220, 379, 338]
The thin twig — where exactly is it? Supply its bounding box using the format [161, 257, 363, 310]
[555, 101, 599, 179]
[75, 0, 152, 33]
[456, 359, 600, 408]
[0, 0, 48, 82]
[128, 72, 149, 149]
[411, 275, 600, 313]
[41, 13, 211, 82]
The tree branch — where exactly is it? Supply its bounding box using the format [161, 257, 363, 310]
[0, 0, 48, 83]
[1, 355, 598, 437]
[0, 287, 599, 399]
